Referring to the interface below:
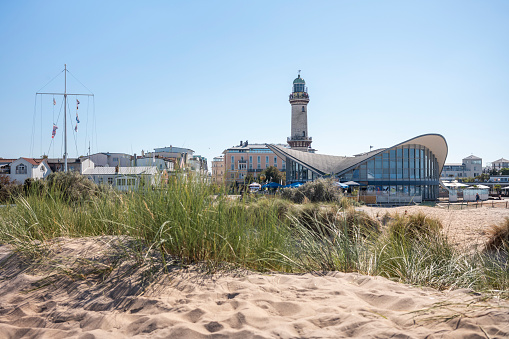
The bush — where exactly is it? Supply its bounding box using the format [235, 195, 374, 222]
[0, 175, 22, 203]
[387, 212, 443, 241]
[485, 217, 509, 251]
[280, 178, 343, 203]
[46, 171, 99, 203]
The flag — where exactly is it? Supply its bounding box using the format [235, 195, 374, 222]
[76, 99, 80, 109]
[52, 124, 58, 138]
[53, 98, 56, 105]
[75, 125, 78, 132]
[76, 112, 80, 123]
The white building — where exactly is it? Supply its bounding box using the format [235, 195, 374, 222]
[87, 153, 132, 168]
[492, 158, 509, 171]
[83, 166, 161, 191]
[441, 155, 482, 179]
[0, 158, 52, 184]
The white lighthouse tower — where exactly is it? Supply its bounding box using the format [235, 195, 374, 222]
[287, 71, 313, 152]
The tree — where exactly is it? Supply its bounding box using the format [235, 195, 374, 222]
[475, 173, 490, 182]
[244, 173, 255, 185]
[500, 168, 509, 175]
[260, 166, 284, 184]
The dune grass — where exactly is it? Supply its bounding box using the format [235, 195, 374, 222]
[0, 174, 507, 297]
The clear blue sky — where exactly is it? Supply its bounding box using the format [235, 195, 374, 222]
[1, 0, 508, 167]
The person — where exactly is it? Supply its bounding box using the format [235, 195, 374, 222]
[476, 193, 480, 202]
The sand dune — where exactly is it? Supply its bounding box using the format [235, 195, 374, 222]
[0, 235, 508, 338]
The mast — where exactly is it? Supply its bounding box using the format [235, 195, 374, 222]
[36, 65, 94, 173]
[64, 64, 68, 172]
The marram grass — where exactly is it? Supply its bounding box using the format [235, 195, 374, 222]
[0, 174, 507, 297]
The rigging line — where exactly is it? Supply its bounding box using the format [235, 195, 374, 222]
[67, 70, 94, 94]
[93, 96, 98, 154]
[48, 97, 65, 158]
[84, 96, 90, 155]
[30, 94, 38, 157]
[36, 69, 64, 93]
[67, 99, 79, 158]
[46, 137, 54, 158]
[40, 96, 43, 157]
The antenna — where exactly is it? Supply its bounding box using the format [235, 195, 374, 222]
[298, 70, 301, 76]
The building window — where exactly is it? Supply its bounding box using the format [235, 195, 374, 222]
[274, 157, 277, 167]
[107, 177, 113, 185]
[266, 156, 269, 164]
[98, 177, 103, 184]
[302, 106, 305, 112]
[257, 156, 261, 163]
[15, 164, 27, 174]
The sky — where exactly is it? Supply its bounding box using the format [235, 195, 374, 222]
[1, 0, 508, 167]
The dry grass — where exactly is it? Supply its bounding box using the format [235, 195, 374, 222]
[486, 217, 509, 251]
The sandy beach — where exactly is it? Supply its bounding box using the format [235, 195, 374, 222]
[0, 206, 508, 338]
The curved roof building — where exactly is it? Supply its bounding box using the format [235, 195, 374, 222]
[268, 133, 448, 203]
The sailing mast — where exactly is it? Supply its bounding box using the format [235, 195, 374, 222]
[36, 64, 94, 172]
[64, 64, 67, 171]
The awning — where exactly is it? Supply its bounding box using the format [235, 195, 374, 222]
[442, 182, 469, 188]
[261, 182, 282, 189]
[343, 181, 360, 186]
[335, 182, 348, 189]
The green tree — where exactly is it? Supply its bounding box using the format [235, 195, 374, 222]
[244, 173, 255, 184]
[500, 168, 509, 175]
[475, 173, 490, 182]
[260, 166, 284, 184]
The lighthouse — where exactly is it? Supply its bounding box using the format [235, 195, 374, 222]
[287, 72, 313, 152]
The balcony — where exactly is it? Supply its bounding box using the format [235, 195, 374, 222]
[287, 136, 312, 142]
[289, 93, 309, 100]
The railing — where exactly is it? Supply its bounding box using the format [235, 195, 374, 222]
[287, 136, 312, 141]
[289, 93, 309, 100]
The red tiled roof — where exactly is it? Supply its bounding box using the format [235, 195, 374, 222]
[21, 158, 44, 166]
[0, 159, 17, 164]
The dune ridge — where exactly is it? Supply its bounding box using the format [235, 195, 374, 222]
[0, 236, 507, 338]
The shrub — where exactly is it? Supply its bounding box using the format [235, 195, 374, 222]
[46, 171, 99, 203]
[485, 217, 509, 251]
[280, 178, 343, 203]
[0, 175, 22, 203]
[387, 212, 442, 240]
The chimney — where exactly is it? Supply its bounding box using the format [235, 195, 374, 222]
[240, 140, 243, 146]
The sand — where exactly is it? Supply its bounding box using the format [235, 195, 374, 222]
[357, 205, 509, 251]
[0, 207, 508, 338]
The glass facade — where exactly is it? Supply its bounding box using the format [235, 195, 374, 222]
[284, 144, 441, 201]
[337, 144, 440, 200]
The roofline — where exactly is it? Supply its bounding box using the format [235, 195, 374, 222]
[266, 144, 325, 175]
[336, 133, 448, 176]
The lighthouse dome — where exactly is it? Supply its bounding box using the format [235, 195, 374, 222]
[293, 75, 305, 84]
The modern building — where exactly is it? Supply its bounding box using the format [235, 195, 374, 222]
[492, 158, 509, 171]
[287, 73, 314, 152]
[441, 155, 482, 179]
[268, 134, 448, 203]
[87, 153, 132, 168]
[223, 141, 287, 185]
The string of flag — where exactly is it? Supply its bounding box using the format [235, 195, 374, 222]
[52, 96, 58, 138]
[75, 98, 80, 131]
